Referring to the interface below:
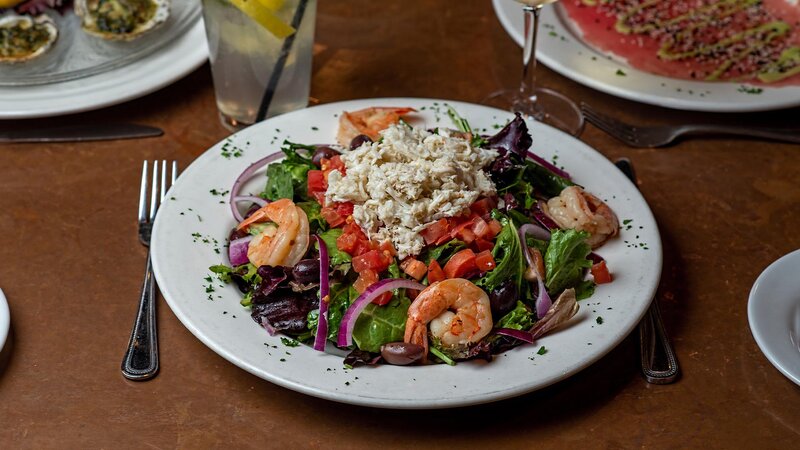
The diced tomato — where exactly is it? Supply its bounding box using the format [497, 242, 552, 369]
[443, 248, 478, 279]
[336, 230, 360, 254]
[353, 269, 376, 293]
[447, 216, 472, 242]
[486, 219, 503, 239]
[591, 261, 613, 284]
[420, 219, 450, 245]
[352, 249, 392, 273]
[378, 240, 397, 257]
[353, 240, 372, 257]
[342, 221, 363, 236]
[400, 258, 427, 281]
[427, 260, 446, 284]
[321, 206, 345, 228]
[455, 226, 476, 244]
[353, 270, 393, 304]
[326, 155, 346, 175]
[312, 191, 327, 207]
[335, 201, 354, 217]
[475, 250, 496, 272]
[472, 238, 494, 252]
[470, 198, 495, 218]
[471, 217, 490, 239]
[307, 170, 326, 192]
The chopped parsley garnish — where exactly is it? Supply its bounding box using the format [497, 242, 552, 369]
[596, 316, 604, 325]
[615, 69, 627, 76]
[280, 337, 300, 347]
[537, 346, 548, 355]
[737, 85, 763, 95]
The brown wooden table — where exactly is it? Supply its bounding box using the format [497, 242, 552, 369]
[1, 1, 799, 447]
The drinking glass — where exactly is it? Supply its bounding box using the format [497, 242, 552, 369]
[202, 0, 317, 131]
[486, 0, 583, 136]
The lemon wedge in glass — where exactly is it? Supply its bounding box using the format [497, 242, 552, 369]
[228, 0, 296, 39]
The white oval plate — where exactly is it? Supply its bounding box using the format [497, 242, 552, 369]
[0, 19, 207, 119]
[492, 0, 800, 112]
[150, 98, 662, 409]
[748, 249, 800, 386]
[0, 288, 8, 352]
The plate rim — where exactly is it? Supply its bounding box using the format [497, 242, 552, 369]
[151, 97, 663, 408]
[747, 249, 800, 386]
[0, 288, 9, 353]
[0, 19, 208, 119]
[492, 0, 800, 112]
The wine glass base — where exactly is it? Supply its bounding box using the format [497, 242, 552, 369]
[483, 87, 584, 137]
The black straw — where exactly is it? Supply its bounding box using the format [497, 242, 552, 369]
[254, 0, 310, 122]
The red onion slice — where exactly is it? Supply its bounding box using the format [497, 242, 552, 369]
[495, 328, 535, 343]
[260, 319, 277, 336]
[532, 201, 560, 231]
[228, 235, 253, 266]
[534, 275, 553, 319]
[337, 279, 425, 347]
[313, 235, 330, 352]
[233, 196, 269, 208]
[526, 151, 571, 180]
[229, 151, 284, 222]
[516, 222, 552, 317]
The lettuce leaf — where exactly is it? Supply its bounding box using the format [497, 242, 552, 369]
[495, 301, 535, 331]
[316, 228, 351, 272]
[263, 141, 316, 202]
[325, 283, 358, 341]
[297, 201, 327, 234]
[420, 239, 466, 266]
[475, 211, 524, 296]
[544, 229, 593, 295]
[352, 296, 411, 353]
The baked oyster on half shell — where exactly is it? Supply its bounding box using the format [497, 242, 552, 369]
[0, 12, 58, 63]
[74, 0, 169, 41]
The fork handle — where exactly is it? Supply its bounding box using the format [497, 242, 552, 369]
[681, 124, 800, 145]
[121, 252, 159, 380]
[639, 299, 679, 384]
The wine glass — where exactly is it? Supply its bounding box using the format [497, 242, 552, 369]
[486, 0, 583, 136]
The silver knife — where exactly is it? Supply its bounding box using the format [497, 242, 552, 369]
[0, 123, 163, 143]
[615, 158, 680, 384]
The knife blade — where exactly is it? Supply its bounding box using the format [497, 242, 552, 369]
[614, 158, 680, 384]
[0, 123, 163, 143]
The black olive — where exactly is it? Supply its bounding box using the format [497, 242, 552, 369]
[311, 146, 340, 167]
[292, 259, 320, 284]
[380, 342, 425, 365]
[349, 134, 373, 150]
[490, 280, 517, 317]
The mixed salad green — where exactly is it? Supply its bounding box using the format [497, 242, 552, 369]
[210, 108, 617, 367]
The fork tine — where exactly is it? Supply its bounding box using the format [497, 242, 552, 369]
[138, 161, 148, 222]
[149, 160, 159, 221]
[171, 161, 178, 185]
[160, 160, 167, 202]
[580, 103, 637, 144]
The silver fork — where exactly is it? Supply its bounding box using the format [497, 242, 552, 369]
[581, 102, 800, 148]
[615, 158, 679, 384]
[122, 160, 178, 381]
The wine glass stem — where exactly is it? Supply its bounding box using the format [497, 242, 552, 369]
[519, 5, 542, 103]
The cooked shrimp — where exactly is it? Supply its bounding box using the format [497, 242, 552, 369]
[404, 278, 493, 361]
[236, 198, 310, 267]
[542, 186, 619, 248]
[337, 107, 416, 147]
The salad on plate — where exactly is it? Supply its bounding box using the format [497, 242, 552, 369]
[210, 106, 620, 367]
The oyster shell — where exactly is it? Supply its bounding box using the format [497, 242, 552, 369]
[75, 0, 170, 41]
[0, 13, 58, 63]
